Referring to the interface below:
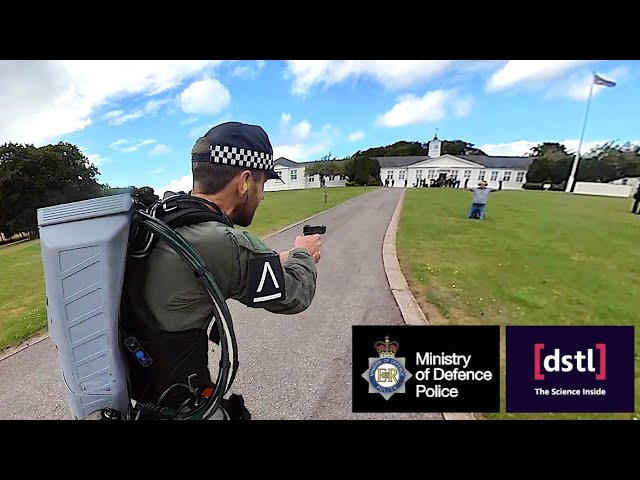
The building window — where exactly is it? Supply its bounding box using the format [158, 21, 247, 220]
[416, 169, 423, 179]
[386, 171, 394, 179]
[622, 178, 628, 185]
[451, 169, 459, 179]
[478, 170, 485, 180]
[277, 171, 282, 178]
[516, 171, 525, 182]
[427, 170, 435, 179]
[464, 170, 471, 179]
[490, 171, 498, 181]
[399, 170, 406, 180]
[329, 175, 335, 181]
[309, 175, 314, 182]
[503, 171, 512, 181]
[290, 169, 297, 181]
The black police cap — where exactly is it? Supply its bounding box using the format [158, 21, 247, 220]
[191, 121, 281, 181]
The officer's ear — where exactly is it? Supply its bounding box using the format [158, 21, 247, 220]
[238, 170, 252, 196]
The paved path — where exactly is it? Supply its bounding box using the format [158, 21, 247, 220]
[0, 188, 442, 420]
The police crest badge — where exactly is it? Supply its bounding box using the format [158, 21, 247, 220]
[361, 336, 413, 400]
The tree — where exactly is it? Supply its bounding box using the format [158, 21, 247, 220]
[360, 141, 425, 157]
[345, 154, 381, 186]
[440, 140, 487, 156]
[305, 159, 347, 186]
[0, 142, 102, 239]
[525, 141, 640, 184]
[525, 142, 573, 184]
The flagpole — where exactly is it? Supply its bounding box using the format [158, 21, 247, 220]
[566, 74, 596, 193]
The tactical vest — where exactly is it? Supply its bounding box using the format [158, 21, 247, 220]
[120, 193, 234, 410]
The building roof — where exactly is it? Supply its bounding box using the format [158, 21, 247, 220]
[457, 155, 534, 169]
[375, 154, 534, 169]
[274, 157, 325, 168]
[275, 154, 535, 170]
[273, 157, 300, 168]
[372, 156, 430, 167]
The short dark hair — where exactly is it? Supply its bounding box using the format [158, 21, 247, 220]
[192, 161, 268, 195]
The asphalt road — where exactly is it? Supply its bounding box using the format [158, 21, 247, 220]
[0, 187, 442, 420]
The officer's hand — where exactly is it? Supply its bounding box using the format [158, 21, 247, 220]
[294, 234, 321, 259]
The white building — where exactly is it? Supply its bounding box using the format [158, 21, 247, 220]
[266, 157, 348, 191]
[265, 136, 533, 192]
[377, 136, 533, 190]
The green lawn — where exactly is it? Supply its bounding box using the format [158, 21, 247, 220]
[0, 186, 372, 352]
[244, 186, 374, 237]
[396, 188, 640, 420]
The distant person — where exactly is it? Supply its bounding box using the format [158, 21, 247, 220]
[632, 185, 640, 214]
[391, 179, 395, 187]
[464, 178, 469, 189]
[404, 179, 408, 187]
[466, 180, 498, 220]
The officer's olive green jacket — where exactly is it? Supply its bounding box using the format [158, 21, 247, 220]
[137, 222, 317, 332]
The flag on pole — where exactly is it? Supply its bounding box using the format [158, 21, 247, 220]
[593, 74, 616, 87]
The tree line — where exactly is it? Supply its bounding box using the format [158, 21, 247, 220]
[0, 142, 159, 243]
[524, 141, 640, 190]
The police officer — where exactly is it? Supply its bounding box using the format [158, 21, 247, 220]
[121, 121, 321, 419]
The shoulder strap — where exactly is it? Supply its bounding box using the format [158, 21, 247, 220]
[144, 194, 233, 346]
[153, 194, 234, 229]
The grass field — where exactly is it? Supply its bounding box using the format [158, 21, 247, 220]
[396, 188, 640, 420]
[0, 186, 372, 352]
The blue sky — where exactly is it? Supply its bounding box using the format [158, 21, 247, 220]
[1, 60, 637, 195]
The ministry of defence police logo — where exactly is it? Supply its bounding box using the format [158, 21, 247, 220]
[361, 336, 413, 400]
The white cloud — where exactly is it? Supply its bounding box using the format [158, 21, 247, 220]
[478, 138, 637, 157]
[0, 60, 222, 145]
[156, 175, 193, 198]
[486, 60, 594, 92]
[179, 77, 231, 115]
[107, 98, 172, 126]
[109, 110, 144, 125]
[78, 146, 109, 167]
[290, 120, 311, 143]
[232, 60, 267, 79]
[275, 113, 312, 144]
[280, 112, 292, 125]
[348, 130, 365, 142]
[273, 117, 340, 161]
[149, 144, 171, 156]
[110, 138, 157, 153]
[546, 65, 630, 101]
[375, 89, 473, 128]
[103, 110, 124, 120]
[86, 152, 109, 167]
[285, 60, 454, 95]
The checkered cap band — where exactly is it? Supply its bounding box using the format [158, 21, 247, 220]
[208, 144, 274, 170]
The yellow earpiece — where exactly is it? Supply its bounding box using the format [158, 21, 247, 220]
[243, 182, 249, 193]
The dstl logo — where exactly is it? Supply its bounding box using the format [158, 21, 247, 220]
[534, 343, 606, 381]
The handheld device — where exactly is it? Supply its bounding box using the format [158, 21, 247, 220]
[303, 225, 326, 235]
